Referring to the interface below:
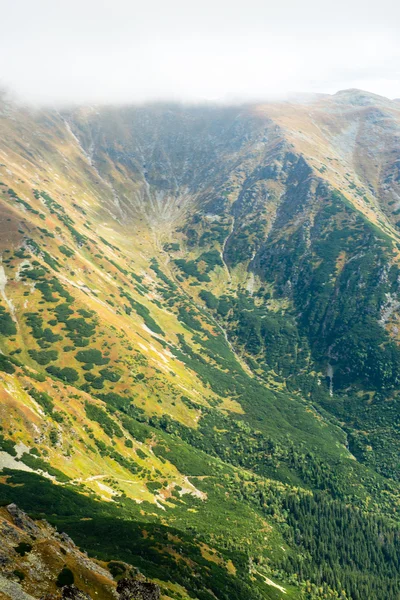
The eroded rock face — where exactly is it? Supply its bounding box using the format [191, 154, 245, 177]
[0, 505, 118, 600]
[61, 585, 92, 599]
[0, 504, 162, 600]
[6, 503, 40, 535]
[41, 579, 161, 600]
[116, 579, 161, 600]
[39, 585, 93, 600]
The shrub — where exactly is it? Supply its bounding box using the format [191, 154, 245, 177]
[65, 317, 96, 337]
[23, 268, 47, 280]
[0, 433, 16, 455]
[0, 355, 15, 374]
[85, 402, 123, 438]
[0, 306, 17, 336]
[14, 542, 32, 557]
[20, 454, 70, 481]
[199, 290, 218, 310]
[120, 293, 164, 336]
[28, 349, 58, 365]
[42, 328, 63, 343]
[178, 307, 203, 331]
[59, 245, 75, 257]
[46, 366, 79, 383]
[108, 561, 126, 578]
[197, 250, 223, 271]
[49, 429, 59, 446]
[56, 567, 74, 588]
[75, 349, 109, 365]
[99, 368, 121, 382]
[89, 377, 105, 389]
[28, 388, 54, 414]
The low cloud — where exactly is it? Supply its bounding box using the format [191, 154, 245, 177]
[1, 0, 399, 105]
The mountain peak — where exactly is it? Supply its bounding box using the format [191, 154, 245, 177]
[332, 88, 392, 106]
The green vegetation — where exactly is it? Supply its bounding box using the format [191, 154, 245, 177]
[121, 291, 164, 335]
[46, 365, 79, 383]
[19, 454, 71, 482]
[177, 307, 203, 331]
[0, 306, 17, 336]
[75, 349, 109, 365]
[28, 349, 58, 365]
[27, 388, 54, 414]
[99, 368, 121, 382]
[56, 567, 74, 587]
[0, 432, 16, 455]
[254, 189, 400, 479]
[199, 289, 218, 310]
[2, 106, 400, 600]
[14, 542, 32, 556]
[85, 402, 123, 438]
[0, 354, 16, 374]
[175, 259, 210, 281]
[59, 245, 75, 257]
[7, 187, 42, 216]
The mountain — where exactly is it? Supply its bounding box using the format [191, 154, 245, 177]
[0, 89, 399, 600]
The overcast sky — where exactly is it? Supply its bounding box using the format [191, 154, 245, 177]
[1, 0, 399, 105]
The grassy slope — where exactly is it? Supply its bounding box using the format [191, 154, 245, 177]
[0, 100, 399, 600]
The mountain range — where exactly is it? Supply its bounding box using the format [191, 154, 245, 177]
[0, 88, 400, 600]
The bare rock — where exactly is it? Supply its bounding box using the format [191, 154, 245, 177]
[117, 579, 160, 600]
[5, 504, 40, 536]
[61, 585, 92, 599]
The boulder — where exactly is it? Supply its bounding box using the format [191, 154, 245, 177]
[117, 579, 161, 600]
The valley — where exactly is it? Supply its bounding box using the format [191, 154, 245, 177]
[0, 89, 399, 600]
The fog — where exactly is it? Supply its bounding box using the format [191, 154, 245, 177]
[1, 0, 400, 105]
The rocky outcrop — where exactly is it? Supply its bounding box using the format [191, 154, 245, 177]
[61, 585, 92, 599]
[40, 586, 93, 600]
[117, 579, 160, 600]
[0, 574, 37, 600]
[0, 504, 163, 600]
[0, 504, 117, 600]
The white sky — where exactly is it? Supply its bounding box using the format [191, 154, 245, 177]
[1, 0, 399, 105]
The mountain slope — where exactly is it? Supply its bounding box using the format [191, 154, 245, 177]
[66, 92, 400, 479]
[0, 90, 400, 600]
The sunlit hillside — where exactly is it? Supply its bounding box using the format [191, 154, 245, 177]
[1, 90, 400, 600]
